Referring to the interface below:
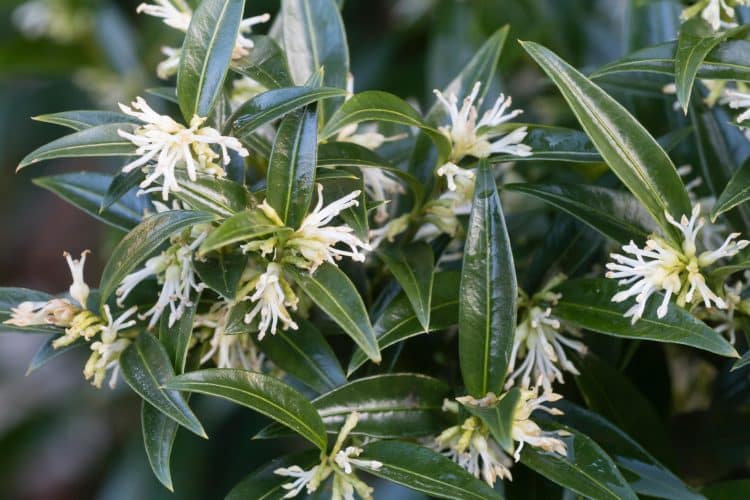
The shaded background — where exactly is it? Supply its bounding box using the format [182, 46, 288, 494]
[0, 0, 683, 498]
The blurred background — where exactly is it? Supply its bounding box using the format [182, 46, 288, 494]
[0, 0, 689, 498]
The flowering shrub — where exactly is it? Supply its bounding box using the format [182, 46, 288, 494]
[5, 0, 750, 497]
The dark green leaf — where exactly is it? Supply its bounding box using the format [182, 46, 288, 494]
[377, 243, 434, 331]
[199, 209, 291, 255]
[141, 401, 179, 492]
[231, 34, 294, 89]
[712, 157, 750, 221]
[226, 450, 320, 500]
[170, 172, 253, 218]
[27, 336, 85, 374]
[101, 168, 144, 212]
[33, 110, 139, 131]
[193, 252, 246, 300]
[460, 389, 521, 452]
[159, 298, 198, 374]
[460, 160, 517, 397]
[166, 368, 327, 450]
[489, 125, 600, 164]
[732, 350, 750, 371]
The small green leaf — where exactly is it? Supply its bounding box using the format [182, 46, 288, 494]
[120, 332, 206, 438]
[199, 209, 290, 255]
[504, 183, 656, 244]
[358, 441, 500, 500]
[177, 0, 245, 119]
[99, 210, 216, 306]
[521, 41, 691, 245]
[460, 160, 517, 397]
[141, 401, 179, 492]
[17, 123, 137, 170]
[553, 278, 738, 357]
[377, 243, 434, 331]
[193, 252, 246, 300]
[231, 34, 294, 89]
[101, 168, 144, 213]
[289, 263, 381, 363]
[267, 107, 318, 228]
[259, 316, 346, 394]
[732, 350, 750, 371]
[166, 368, 327, 450]
[712, 158, 750, 221]
[460, 388, 521, 451]
[170, 171, 253, 218]
[226, 450, 320, 500]
[33, 110, 139, 131]
[159, 298, 198, 374]
[27, 335, 85, 374]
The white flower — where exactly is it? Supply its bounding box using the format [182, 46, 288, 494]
[196, 302, 266, 370]
[4, 299, 78, 329]
[510, 385, 568, 461]
[118, 97, 249, 200]
[156, 46, 181, 80]
[275, 412, 378, 499]
[721, 87, 750, 123]
[116, 230, 207, 328]
[231, 76, 267, 108]
[64, 250, 90, 308]
[83, 305, 138, 389]
[606, 204, 749, 323]
[369, 214, 410, 249]
[434, 81, 532, 162]
[361, 168, 405, 224]
[436, 162, 475, 215]
[243, 263, 299, 340]
[284, 184, 372, 272]
[506, 304, 586, 395]
[680, 0, 750, 31]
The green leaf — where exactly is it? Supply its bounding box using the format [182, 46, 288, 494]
[460, 160, 517, 397]
[259, 316, 346, 393]
[712, 158, 750, 221]
[146, 87, 179, 103]
[177, 0, 244, 120]
[159, 298, 198, 374]
[358, 441, 500, 500]
[320, 91, 451, 161]
[267, 107, 318, 228]
[166, 368, 327, 450]
[141, 401, 179, 492]
[33, 110, 139, 131]
[231, 34, 294, 89]
[193, 252, 246, 300]
[520, 422, 638, 500]
[27, 336, 85, 374]
[98, 210, 216, 306]
[119, 332, 206, 438]
[377, 243, 434, 331]
[226, 450, 320, 500]
[347, 272, 460, 375]
[170, 172, 252, 218]
[553, 278, 738, 357]
[488, 125, 600, 164]
[281, 0, 349, 121]
[229, 86, 346, 138]
[199, 209, 291, 255]
[556, 401, 703, 500]
[33, 172, 147, 232]
[521, 41, 691, 245]
[17, 123, 137, 170]
[504, 183, 656, 244]
[732, 350, 750, 371]
[460, 389, 521, 452]
[289, 263, 380, 363]
[101, 168, 144, 212]
[674, 20, 750, 113]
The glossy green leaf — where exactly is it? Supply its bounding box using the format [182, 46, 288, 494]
[674, 20, 750, 113]
[177, 0, 244, 119]
[33, 110, 139, 131]
[320, 91, 451, 161]
[348, 271, 460, 375]
[101, 168, 144, 212]
[259, 316, 346, 394]
[34, 172, 147, 232]
[159, 298, 198, 374]
[27, 336, 85, 374]
[377, 243, 434, 331]
[231, 34, 294, 89]
[229, 86, 346, 138]
[460, 160, 517, 397]
[712, 158, 750, 221]
[489, 125, 600, 164]
[170, 172, 252, 218]
[732, 349, 750, 371]
[504, 183, 656, 244]
[521, 41, 691, 244]
[289, 263, 380, 363]
[141, 401, 179, 492]
[460, 388, 520, 451]
[556, 401, 703, 500]
[267, 107, 317, 228]
[553, 278, 738, 357]
[199, 209, 290, 255]
[358, 441, 500, 500]
[99, 210, 216, 306]
[17, 123, 137, 170]
[119, 332, 206, 438]
[193, 252, 246, 300]
[226, 450, 320, 500]
[520, 422, 638, 500]
[166, 368, 327, 450]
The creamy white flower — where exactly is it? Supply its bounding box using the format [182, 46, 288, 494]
[156, 46, 181, 80]
[64, 250, 90, 308]
[118, 97, 249, 200]
[434, 81, 531, 162]
[436, 162, 475, 215]
[369, 213, 411, 249]
[681, 0, 750, 31]
[506, 304, 586, 395]
[244, 263, 299, 340]
[360, 168, 405, 224]
[5, 299, 78, 329]
[510, 385, 568, 461]
[195, 302, 266, 370]
[275, 412, 377, 499]
[721, 88, 750, 123]
[284, 184, 372, 272]
[606, 204, 749, 323]
[83, 305, 137, 389]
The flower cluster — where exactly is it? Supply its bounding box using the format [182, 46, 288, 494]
[137, 0, 270, 78]
[12, 0, 92, 43]
[275, 412, 383, 499]
[680, 0, 750, 31]
[606, 204, 749, 323]
[118, 97, 249, 200]
[195, 302, 266, 371]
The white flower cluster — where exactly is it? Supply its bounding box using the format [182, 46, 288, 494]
[136, 0, 270, 79]
[118, 97, 249, 200]
[606, 204, 748, 323]
[680, 0, 750, 31]
[196, 302, 266, 371]
[275, 412, 383, 499]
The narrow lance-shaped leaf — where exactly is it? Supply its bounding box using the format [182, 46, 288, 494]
[199, 209, 291, 255]
[119, 332, 206, 438]
[231, 34, 294, 89]
[168, 171, 253, 218]
[521, 41, 691, 245]
[166, 368, 327, 450]
[177, 0, 245, 120]
[226, 451, 320, 500]
[141, 402, 179, 492]
[290, 263, 381, 363]
[459, 159, 517, 397]
[159, 298, 198, 374]
[377, 243, 435, 331]
[460, 388, 521, 452]
[266, 107, 317, 228]
[33, 110, 140, 131]
[712, 158, 750, 221]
